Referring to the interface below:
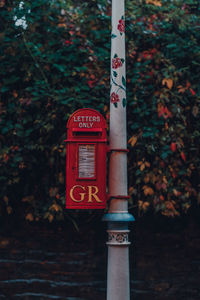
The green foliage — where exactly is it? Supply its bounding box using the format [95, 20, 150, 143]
[126, 0, 200, 217]
[0, 0, 199, 222]
[0, 0, 110, 222]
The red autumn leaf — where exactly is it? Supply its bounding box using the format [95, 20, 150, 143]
[172, 172, 176, 179]
[190, 88, 196, 96]
[64, 40, 73, 45]
[180, 152, 186, 161]
[155, 182, 162, 190]
[170, 142, 176, 152]
[161, 183, 167, 190]
[158, 106, 172, 119]
[88, 80, 95, 88]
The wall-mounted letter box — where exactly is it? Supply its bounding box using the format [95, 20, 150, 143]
[65, 108, 107, 209]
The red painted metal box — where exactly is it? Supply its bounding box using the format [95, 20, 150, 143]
[65, 108, 107, 209]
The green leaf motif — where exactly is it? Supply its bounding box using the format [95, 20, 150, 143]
[114, 53, 118, 58]
[122, 76, 126, 87]
[113, 71, 117, 78]
[114, 102, 118, 108]
[111, 34, 117, 39]
[122, 98, 126, 107]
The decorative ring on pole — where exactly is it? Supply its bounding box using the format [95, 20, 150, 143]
[107, 230, 130, 246]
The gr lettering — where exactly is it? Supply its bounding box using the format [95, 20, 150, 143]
[70, 185, 102, 203]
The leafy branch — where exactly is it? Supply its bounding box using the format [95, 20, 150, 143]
[111, 76, 126, 92]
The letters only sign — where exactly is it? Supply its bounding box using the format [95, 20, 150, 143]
[65, 108, 107, 209]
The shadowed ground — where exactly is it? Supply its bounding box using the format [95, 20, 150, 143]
[0, 218, 199, 300]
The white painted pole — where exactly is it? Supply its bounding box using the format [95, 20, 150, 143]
[110, 0, 127, 210]
[103, 1, 134, 300]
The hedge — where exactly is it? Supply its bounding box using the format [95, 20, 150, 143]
[0, 0, 199, 224]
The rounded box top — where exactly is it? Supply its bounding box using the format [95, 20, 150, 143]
[66, 108, 107, 141]
[67, 108, 107, 129]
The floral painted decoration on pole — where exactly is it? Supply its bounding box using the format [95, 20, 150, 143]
[117, 16, 125, 34]
[110, 9, 126, 108]
[110, 54, 126, 108]
[112, 56, 123, 69]
[110, 92, 120, 107]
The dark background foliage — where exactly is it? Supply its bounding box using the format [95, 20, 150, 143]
[0, 0, 199, 226]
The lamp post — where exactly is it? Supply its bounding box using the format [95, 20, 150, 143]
[103, 0, 135, 300]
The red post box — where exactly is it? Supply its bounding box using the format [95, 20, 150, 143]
[65, 108, 107, 209]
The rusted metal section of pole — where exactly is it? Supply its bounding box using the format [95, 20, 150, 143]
[103, 0, 135, 300]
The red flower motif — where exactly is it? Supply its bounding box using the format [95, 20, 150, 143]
[111, 92, 119, 103]
[112, 57, 123, 69]
[117, 19, 125, 33]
